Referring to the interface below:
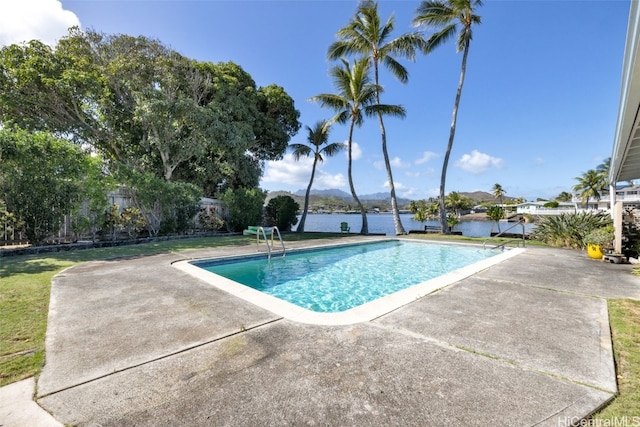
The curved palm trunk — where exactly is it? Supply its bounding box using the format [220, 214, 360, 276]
[347, 120, 368, 234]
[381, 125, 405, 235]
[373, 63, 406, 235]
[439, 38, 470, 234]
[297, 157, 318, 233]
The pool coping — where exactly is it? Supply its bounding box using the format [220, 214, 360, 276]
[173, 239, 526, 325]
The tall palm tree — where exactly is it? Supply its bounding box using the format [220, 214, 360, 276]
[492, 183, 505, 206]
[310, 58, 405, 234]
[492, 183, 505, 218]
[573, 169, 607, 209]
[290, 120, 344, 233]
[328, 0, 426, 235]
[445, 190, 472, 217]
[413, 0, 483, 234]
[556, 191, 573, 202]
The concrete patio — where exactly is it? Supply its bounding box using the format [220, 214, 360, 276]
[3, 237, 639, 426]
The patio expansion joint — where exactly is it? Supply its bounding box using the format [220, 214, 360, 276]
[35, 316, 284, 399]
[475, 275, 607, 301]
[368, 322, 617, 395]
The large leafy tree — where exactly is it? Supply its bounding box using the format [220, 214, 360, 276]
[0, 128, 100, 244]
[311, 58, 405, 234]
[290, 120, 344, 233]
[413, 0, 483, 234]
[328, 0, 425, 235]
[573, 169, 607, 209]
[0, 29, 300, 195]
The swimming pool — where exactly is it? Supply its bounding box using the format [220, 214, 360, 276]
[174, 239, 524, 325]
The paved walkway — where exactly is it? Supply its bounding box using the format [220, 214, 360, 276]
[2, 237, 639, 426]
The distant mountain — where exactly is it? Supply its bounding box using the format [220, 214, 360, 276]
[293, 189, 411, 204]
[293, 188, 351, 199]
[268, 189, 512, 206]
[458, 191, 516, 204]
[359, 192, 391, 201]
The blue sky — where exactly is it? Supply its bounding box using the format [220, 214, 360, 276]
[0, 0, 631, 200]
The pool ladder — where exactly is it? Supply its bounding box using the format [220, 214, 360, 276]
[482, 221, 527, 251]
[256, 226, 286, 260]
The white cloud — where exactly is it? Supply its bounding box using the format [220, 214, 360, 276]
[374, 156, 409, 170]
[383, 180, 407, 190]
[343, 141, 362, 161]
[262, 154, 346, 189]
[533, 156, 545, 165]
[455, 150, 504, 174]
[0, 0, 80, 47]
[415, 151, 438, 165]
[390, 157, 409, 168]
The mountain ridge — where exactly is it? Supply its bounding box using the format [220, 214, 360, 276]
[268, 189, 511, 205]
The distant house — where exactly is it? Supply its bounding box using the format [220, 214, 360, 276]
[516, 202, 578, 216]
[571, 184, 640, 211]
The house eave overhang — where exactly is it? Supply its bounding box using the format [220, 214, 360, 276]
[611, 1, 640, 184]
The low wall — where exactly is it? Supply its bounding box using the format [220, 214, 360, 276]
[0, 231, 239, 258]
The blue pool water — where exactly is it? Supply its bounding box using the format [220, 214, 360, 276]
[193, 240, 501, 313]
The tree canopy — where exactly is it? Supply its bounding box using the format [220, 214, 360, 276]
[0, 28, 301, 196]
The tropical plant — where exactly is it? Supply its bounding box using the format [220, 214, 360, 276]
[532, 212, 611, 248]
[573, 169, 607, 209]
[492, 183, 505, 205]
[447, 213, 460, 230]
[413, 0, 483, 234]
[329, 0, 425, 235]
[103, 204, 122, 241]
[263, 195, 300, 232]
[596, 157, 610, 180]
[197, 207, 225, 231]
[310, 58, 405, 234]
[555, 191, 573, 202]
[486, 205, 504, 232]
[444, 191, 473, 217]
[290, 120, 344, 233]
[120, 207, 147, 238]
[584, 225, 615, 247]
[409, 199, 439, 224]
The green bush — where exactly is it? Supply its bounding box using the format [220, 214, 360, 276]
[220, 188, 266, 232]
[264, 195, 299, 231]
[533, 212, 612, 248]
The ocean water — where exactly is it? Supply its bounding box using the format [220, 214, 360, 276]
[295, 213, 534, 237]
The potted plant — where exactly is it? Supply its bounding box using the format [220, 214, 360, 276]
[583, 225, 614, 259]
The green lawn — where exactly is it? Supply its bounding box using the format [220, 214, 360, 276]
[593, 299, 640, 418]
[0, 233, 638, 421]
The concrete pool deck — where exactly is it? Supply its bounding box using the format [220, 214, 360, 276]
[3, 236, 640, 426]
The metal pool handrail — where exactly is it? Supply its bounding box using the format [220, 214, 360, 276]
[482, 221, 526, 251]
[257, 226, 286, 259]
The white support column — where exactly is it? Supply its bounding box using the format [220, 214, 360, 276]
[610, 183, 616, 215]
[614, 200, 623, 254]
